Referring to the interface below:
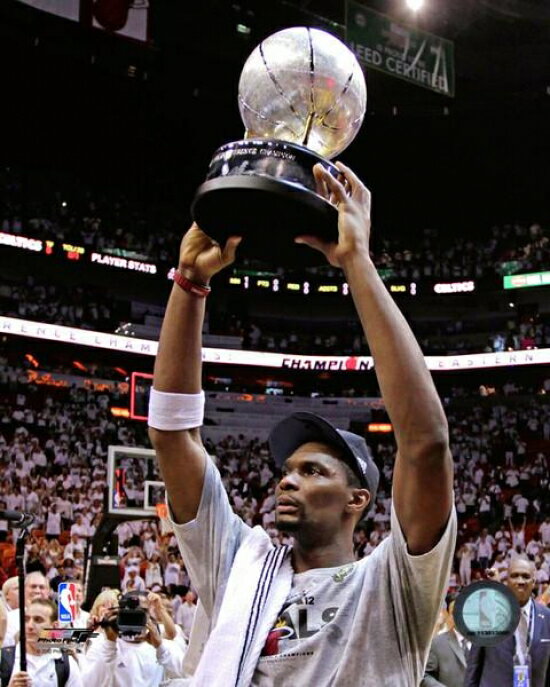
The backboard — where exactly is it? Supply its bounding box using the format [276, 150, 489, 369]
[107, 445, 163, 518]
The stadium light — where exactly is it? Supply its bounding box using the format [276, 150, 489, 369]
[406, 0, 424, 10]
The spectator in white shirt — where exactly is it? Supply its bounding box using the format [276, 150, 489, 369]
[122, 568, 146, 593]
[1, 577, 19, 613]
[144, 554, 163, 589]
[64, 533, 85, 561]
[163, 554, 181, 591]
[45, 505, 62, 541]
[526, 533, 543, 559]
[81, 602, 185, 687]
[4, 572, 51, 648]
[494, 524, 512, 553]
[475, 529, 494, 570]
[5, 598, 83, 687]
[513, 493, 529, 516]
[70, 515, 89, 544]
[510, 516, 527, 549]
[458, 538, 476, 586]
[175, 590, 197, 640]
[539, 516, 550, 546]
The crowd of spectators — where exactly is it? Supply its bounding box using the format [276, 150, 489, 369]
[0, 356, 548, 682]
[2, 270, 549, 358]
[1, 167, 548, 280]
[1, 361, 549, 590]
[241, 312, 550, 357]
[0, 277, 125, 332]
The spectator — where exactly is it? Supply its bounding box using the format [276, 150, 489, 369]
[81, 593, 185, 686]
[175, 590, 197, 641]
[475, 529, 494, 571]
[465, 557, 550, 686]
[2, 598, 83, 686]
[1, 578, 18, 613]
[4, 572, 50, 648]
[122, 567, 146, 594]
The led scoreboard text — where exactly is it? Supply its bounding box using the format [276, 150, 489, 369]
[1, 230, 510, 299]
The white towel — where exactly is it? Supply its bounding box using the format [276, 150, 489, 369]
[190, 526, 292, 687]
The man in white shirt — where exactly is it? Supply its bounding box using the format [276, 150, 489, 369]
[122, 568, 146, 593]
[81, 606, 185, 686]
[475, 529, 494, 571]
[539, 516, 550, 546]
[45, 505, 62, 541]
[4, 572, 50, 648]
[3, 598, 82, 687]
[175, 590, 197, 640]
[1, 577, 19, 613]
[63, 534, 84, 561]
[69, 515, 89, 544]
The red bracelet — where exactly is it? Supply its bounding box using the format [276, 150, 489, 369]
[173, 269, 211, 297]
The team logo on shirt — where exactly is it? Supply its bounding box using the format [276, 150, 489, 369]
[261, 603, 340, 656]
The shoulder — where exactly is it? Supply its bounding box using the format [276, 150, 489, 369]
[66, 654, 80, 671]
[431, 631, 454, 651]
[534, 601, 550, 618]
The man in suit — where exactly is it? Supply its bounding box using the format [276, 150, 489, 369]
[422, 600, 468, 687]
[465, 556, 550, 687]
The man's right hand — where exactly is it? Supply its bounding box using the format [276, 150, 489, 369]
[102, 608, 119, 642]
[178, 223, 242, 284]
[8, 673, 32, 687]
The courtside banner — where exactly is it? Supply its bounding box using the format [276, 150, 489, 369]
[346, 0, 455, 97]
[1, 316, 549, 371]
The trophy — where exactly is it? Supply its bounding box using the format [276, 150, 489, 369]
[192, 27, 367, 264]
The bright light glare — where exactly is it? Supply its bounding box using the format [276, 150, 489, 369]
[406, 0, 424, 10]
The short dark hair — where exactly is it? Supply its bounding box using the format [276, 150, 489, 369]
[341, 460, 362, 489]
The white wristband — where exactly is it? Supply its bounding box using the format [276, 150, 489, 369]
[148, 388, 205, 430]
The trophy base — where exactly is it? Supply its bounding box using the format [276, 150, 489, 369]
[191, 139, 340, 266]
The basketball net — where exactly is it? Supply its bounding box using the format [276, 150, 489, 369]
[155, 502, 173, 535]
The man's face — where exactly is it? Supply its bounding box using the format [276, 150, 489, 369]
[507, 560, 535, 606]
[26, 578, 49, 601]
[6, 583, 19, 608]
[275, 442, 357, 536]
[25, 602, 55, 646]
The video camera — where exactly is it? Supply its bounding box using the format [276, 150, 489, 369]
[100, 592, 148, 638]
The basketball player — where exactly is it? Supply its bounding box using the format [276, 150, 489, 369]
[148, 162, 456, 685]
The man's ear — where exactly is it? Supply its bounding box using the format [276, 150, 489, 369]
[346, 488, 371, 517]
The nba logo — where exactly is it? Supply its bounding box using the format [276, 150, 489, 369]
[58, 582, 77, 624]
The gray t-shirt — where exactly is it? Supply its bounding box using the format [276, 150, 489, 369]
[172, 456, 456, 686]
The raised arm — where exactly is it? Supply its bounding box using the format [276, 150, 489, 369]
[148, 224, 241, 524]
[297, 163, 453, 554]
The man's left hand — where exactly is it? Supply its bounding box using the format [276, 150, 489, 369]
[295, 162, 371, 269]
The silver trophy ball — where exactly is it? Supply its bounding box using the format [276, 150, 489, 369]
[192, 26, 367, 264]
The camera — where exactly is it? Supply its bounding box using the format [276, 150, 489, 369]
[100, 592, 148, 638]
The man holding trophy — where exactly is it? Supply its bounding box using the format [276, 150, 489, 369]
[148, 27, 455, 686]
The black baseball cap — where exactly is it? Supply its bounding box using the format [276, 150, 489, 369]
[268, 412, 379, 510]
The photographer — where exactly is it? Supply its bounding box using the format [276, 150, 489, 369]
[81, 592, 185, 686]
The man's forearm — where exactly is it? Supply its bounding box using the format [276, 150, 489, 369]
[153, 284, 205, 394]
[344, 252, 448, 454]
